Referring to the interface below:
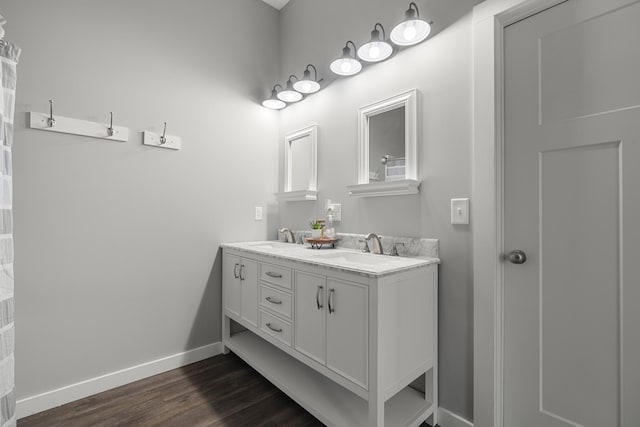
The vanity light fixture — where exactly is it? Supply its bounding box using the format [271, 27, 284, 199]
[262, 84, 287, 110]
[277, 75, 304, 103]
[357, 23, 393, 63]
[330, 41, 362, 76]
[293, 64, 321, 94]
[390, 2, 431, 46]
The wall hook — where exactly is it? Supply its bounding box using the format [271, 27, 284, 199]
[160, 122, 167, 144]
[47, 100, 56, 127]
[107, 112, 114, 137]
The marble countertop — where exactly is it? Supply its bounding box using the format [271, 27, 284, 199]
[221, 240, 440, 277]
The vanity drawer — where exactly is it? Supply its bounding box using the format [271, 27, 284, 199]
[259, 310, 292, 347]
[260, 263, 292, 290]
[259, 285, 292, 319]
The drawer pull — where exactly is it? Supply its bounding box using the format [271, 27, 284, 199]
[266, 322, 282, 333]
[265, 296, 282, 305]
[233, 263, 240, 279]
[328, 288, 335, 314]
[239, 264, 245, 281]
[316, 285, 324, 310]
[265, 271, 283, 278]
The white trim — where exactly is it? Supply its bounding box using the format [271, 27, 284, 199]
[277, 124, 318, 202]
[17, 342, 223, 419]
[438, 407, 474, 427]
[356, 89, 418, 186]
[347, 179, 421, 197]
[472, 1, 567, 427]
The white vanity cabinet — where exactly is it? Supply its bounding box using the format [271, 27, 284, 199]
[222, 253, 258, 327]
[221, 244, 439, 427]
[294, 272, 369, 389]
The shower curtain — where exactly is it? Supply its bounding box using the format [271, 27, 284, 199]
[0, 15, 20, 427]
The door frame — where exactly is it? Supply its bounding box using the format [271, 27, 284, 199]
[472, 1, 567, 426]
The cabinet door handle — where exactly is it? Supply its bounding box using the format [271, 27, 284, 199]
[316, 285, 324, 309]
[239, 264, 245, 281]
[328, 288, 335, 314]
[265, 322, 282, 333]
[265, 271, 282, 278]
[233, 263, 240, 279]
[265, 296, 282, 305]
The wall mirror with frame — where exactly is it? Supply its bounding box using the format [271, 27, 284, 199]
[276, 124, 318, 202]
[347, 89, 420, 197]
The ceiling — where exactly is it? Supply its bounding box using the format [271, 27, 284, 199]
[261, 0, 290, 10]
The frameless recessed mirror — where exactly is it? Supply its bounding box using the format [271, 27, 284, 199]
[348, 89, 420, 197]
[276, 124, 318, 202]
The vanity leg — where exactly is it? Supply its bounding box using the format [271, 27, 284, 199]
[368, 393, 384, 427]
[368, 282, 384, 426]
[431, 267, 439, 425]
[222, 314, 230, 355]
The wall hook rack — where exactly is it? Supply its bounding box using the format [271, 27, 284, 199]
[29, 101, 129, 142]
[159, 122, 167, 144]
[143, 122, 181, 150]
[47, 100, 56, 127]
[107, 112, 114, 137]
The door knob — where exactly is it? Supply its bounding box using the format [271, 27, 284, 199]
[507, 250, 527, 264]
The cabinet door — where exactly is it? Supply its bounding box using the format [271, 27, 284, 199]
[326, 278, 368, 388]
[294, 271, 326, 365]
[240, 259, 259, 328]
[222, 253, 241, 317]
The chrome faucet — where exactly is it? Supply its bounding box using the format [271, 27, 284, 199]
[279, 228, 295, 243]
[364, 233, 384, 254]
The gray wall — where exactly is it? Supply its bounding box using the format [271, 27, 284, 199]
[277, 0, 478, 420]
[4, 0, 280, 399]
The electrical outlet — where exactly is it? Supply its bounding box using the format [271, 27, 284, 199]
[255, 206, 263, 221]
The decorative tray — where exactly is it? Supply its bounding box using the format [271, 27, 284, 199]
[305, 237, 338, 249]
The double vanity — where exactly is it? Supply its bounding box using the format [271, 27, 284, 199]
[221, 238, 439, 427]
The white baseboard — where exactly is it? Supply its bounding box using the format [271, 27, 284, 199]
[17, 341, 224, 419]
[437, 407, 474, 427]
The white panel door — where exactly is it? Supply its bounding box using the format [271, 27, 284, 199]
[326, 278, 368, 389]
[504, 1, 640, 426]
[239, 259, 258, 328]
[294, 271, 326, 365]
[222, 253, 241, 317]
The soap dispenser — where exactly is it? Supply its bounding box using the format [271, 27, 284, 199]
[324, 207, 336, 239]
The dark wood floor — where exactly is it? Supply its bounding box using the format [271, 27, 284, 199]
[18, 353, 433, 427]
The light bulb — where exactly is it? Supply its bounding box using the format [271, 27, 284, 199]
[302, 82, 312, 92]
[403, 25, 417, 41]
[341, 62, 351, 73]
[369, 45, 381, 59]
[277, 90, 303, 103]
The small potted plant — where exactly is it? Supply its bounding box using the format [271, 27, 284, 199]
[309, 220, 324, 238]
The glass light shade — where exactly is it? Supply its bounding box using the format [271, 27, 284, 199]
[330, 57, 362, 76]
[262, 86, 286, 110]
[277, 89, 303, 102]
[390, 19, 431, 46]
[293, 79, 320, 94]
[358, 41, 393, 62]
[262, 98, 286, 110]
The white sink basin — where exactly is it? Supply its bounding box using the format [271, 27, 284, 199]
[314, 251, 387, 266]
[244, 241, 289, 250]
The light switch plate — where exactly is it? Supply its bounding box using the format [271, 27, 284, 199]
[255, 206, 263, 221]
[451, 198, 470, 225]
